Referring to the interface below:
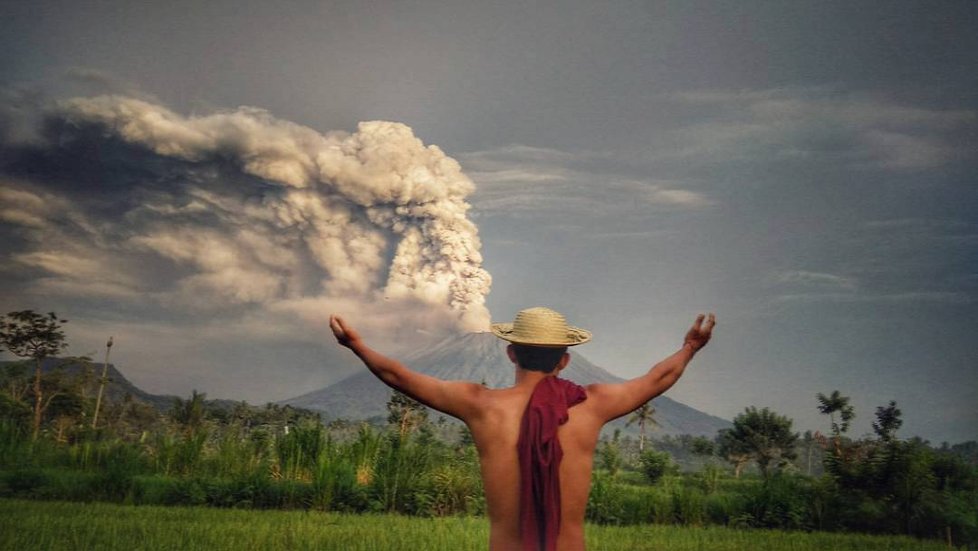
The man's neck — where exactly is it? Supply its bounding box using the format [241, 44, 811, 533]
[514, 368, 558, 387]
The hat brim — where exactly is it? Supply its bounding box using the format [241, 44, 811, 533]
[490, 323, 592, 347]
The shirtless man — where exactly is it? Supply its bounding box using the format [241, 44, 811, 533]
[329, 307, 715, 551]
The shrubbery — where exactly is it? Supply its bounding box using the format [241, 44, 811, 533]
[639, 449, 673, 484]
[0, 374, 976, 549]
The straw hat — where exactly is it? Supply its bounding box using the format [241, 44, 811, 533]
[490, 307, 591, 347]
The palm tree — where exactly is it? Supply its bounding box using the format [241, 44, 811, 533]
[170, 389, 207, 436]
[626, 401, 659, 452]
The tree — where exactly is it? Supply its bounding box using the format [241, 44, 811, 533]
[626, 401, 659, 452]
[817, 390, 854, 437]
[106, 393, 160, 438]
[872, 400, 903, 443]
[0, 310, 69, 440]
[721, 406, 798, 477]
[1, 361, 31, 404]
[386, 390, 428, 438]
[47, 391, 85, 443]
[169, 389, 207, 436]
[91, 336, 114, 429]
[690, 435, 715, 457]
[717, 427, 753, 478]
[639, 449, 672, 484]
[800, 430, 823, 476]
[598, 429, 623, 478]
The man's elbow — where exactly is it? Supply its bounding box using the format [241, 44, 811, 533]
[382, 369, 407, 390]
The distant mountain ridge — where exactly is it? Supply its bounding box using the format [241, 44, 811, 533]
[282, 332, 730, 437]
[2, 358, 237, 413]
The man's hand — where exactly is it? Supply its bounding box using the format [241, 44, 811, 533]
[587, 312, 717, 421]
[683, 313, 716, 352]
[329, 315, 362, 349]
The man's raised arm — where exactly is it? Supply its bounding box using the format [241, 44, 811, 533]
[329, 315, 483, 421]
[586, 313, 715, 422]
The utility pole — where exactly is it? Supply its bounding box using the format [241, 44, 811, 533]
[91, 336, 113, 429]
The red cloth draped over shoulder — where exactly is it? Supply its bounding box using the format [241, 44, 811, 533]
[517, 376, 588, 551]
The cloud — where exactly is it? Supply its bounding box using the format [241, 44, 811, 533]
[860, 130, 952, 170]
[774, 270, 856, 290]
[0, 186, 75, 228]
[647, 188, 710, 207]
[0, 95, 492, 343]
[461, 145, 711, 218]
[660, 89, 977, 171]
[774, 291, 971, 305]
[466, 168, 567, 184]
[766, 269, 858, 304]
[768, 269, 975, 305]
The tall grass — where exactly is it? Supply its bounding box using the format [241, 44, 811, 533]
[0, 499, 958, 551]
[2, 414, 973, 546]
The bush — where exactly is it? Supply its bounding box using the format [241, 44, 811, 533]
[806, 475, 839, 531]
[695, 463, 724, 494]
[639, 450, 673, 485]
[130, 475, 175, 505]
[704, 491, 746, 526]
[0, 397, 31, 429]
[429, 462, 480, 516]
[743, 473, 808, 529]
[586, 473, 626, 525]
[313, 455, 367, 512]
[3, 469, 48, 495]
[0, 469, 103, 501]
[371, 434, 433, 514]
[673, 485, 707, 526]
[648, 487, 675, 524]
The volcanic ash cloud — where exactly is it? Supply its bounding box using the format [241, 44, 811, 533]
[1, 96, 492, 335]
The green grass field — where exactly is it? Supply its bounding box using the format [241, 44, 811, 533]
[0, 499, 957, 550]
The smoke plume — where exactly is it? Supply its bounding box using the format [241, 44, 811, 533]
[0, 95, 492, 340]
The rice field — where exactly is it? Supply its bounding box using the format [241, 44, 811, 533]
[0, 499, 957, 550]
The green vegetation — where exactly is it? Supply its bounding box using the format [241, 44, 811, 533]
[626, 401, 659, 452]
[0, 310, 69, 440]
[0, 499, 957, 551]
[1, 310, 977, 548]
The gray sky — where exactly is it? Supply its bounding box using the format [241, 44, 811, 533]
[1, 0, 976, 443]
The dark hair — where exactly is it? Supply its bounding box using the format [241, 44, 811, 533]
[510, 344, 568, 373]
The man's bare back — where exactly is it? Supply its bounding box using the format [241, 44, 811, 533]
[466, 378, 602, 550]
[330, 310, 715, 550]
